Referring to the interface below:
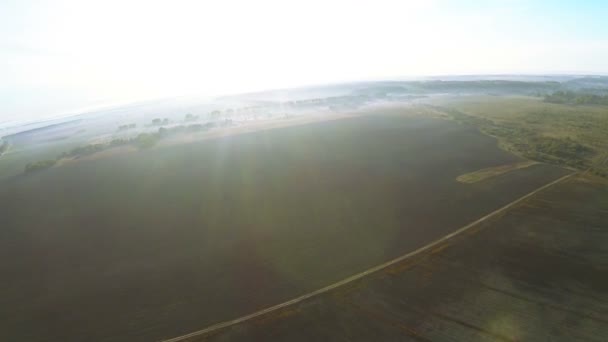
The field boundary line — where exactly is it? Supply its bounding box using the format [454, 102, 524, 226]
[162, 171, 576, 342]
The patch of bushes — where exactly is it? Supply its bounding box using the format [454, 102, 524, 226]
[590, 167, 608, 178]
[61, 144, 106, 158]
[184, 113, 200, 122]
[544, 91, 608, 105]
[133, 132, 161, 149]
[25, 159, 57, 173]
[151, 118, 170, 126]
[24, 120, 234, 175]
[0, 140, 8, 155]
[118, 123, 137, 131]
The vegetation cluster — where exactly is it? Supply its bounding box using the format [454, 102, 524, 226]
[432, 96, 608, 177]
[151, 118, 170, 126]
[117, 123, 137, 131]
[544, 91, 608, 105]
[184, 113, 200, 122]
[23, 120, 232, 173]
[24, 159, 58, 173]
[0, 139, 8, 156]
[439, 107, 597, 170]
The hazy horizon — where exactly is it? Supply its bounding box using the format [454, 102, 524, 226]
[3, 73, 607, 128]
[2, 0, 608, 123]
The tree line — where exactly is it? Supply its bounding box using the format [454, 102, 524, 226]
[544, 91, 608, 105]
[23, 119, 233, 174]
[118, 123, 137, 131]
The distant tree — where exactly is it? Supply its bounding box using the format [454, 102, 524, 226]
[545, 91, 608, 105]
[0, 139, 8, 155]
[67, 144, 105, 157]
[25, 159, 57, 173]
[158, 127, 169, 137]
[118, 123, 137, 131]
[134, 133, 160, 148]
[186, 124, 204, 132]
[152, 118, 162, 125]
[110, 138, 129, 147]
[185, 113, 200, 122]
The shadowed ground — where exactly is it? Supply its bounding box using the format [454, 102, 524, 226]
[0, 112, 570, 341]
[187, 174, 608, 342]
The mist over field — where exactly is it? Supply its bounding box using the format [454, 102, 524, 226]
[2, 1, 608, 341]
[1, 76, 608, 341]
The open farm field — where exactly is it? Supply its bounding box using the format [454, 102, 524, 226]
[189, 173, 608, 342]
[0, 109, 570, 341]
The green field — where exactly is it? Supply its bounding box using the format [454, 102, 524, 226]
[0, 109, 570, 341]
[429, 96, 608, 176]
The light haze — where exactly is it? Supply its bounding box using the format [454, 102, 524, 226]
[1, 0, 608, 122]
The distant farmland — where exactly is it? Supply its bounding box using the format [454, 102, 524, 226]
[0, 110, 570, 341]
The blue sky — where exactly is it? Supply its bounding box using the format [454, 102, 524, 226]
[1, 0, 608, 123]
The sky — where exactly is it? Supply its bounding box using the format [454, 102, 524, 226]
[1, 0, 608, 123]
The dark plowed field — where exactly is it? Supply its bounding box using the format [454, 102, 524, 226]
[0, 112, 570, 341]
[193, 174, 608, 342]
